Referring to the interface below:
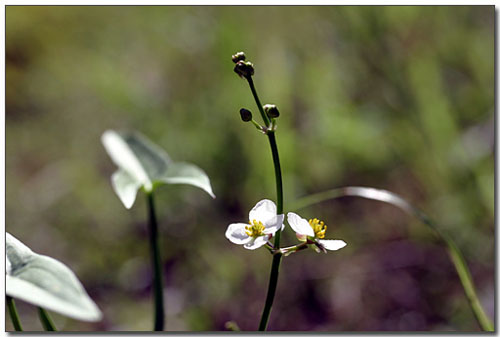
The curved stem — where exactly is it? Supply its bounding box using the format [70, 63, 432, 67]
[38, 307, 57, 331]
[146, 192, 165, 331]
[258, 133, 284, 331]
[247, 77, 270, 127]
[6, 296, 23, 331]
[246, 77, 285, 331]
[267, 132, 283, 246]
[290, 186, 493, 331]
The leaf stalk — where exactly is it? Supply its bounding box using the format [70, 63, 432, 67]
[38, 307, 57, 331]
[6, 296, 23, 331]
[146, 192, 165, 331]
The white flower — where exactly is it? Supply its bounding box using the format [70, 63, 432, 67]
[226, 199, 284, 250]
[287, 212, 347, 253]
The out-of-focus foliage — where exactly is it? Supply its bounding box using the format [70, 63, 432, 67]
[101, 129, 215, 208]
[6, 6, 493, 331]
[6, 233, 102, 322]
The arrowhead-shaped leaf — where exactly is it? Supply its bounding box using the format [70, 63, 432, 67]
[159, 162, 215, 199]
[101, 130, 215, 208]
[101, 130, 171, 193]
[111, 169, 142, 209]
[6, 233, 102, 322]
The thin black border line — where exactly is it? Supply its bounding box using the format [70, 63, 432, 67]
[3, 4, 496, 334]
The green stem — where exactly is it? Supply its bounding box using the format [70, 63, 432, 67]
[146, 192, 165, 331]
[418, 212, 494, 332]
[38, 307, 57, 331]
[278, 242, 309, 256]
[258, 252, 282, 331]
[246, 77, 284, 331]
[267, 132, 284, 247]
[444, 237, 493, 331]
[6, 296, 23, 331]
[290, 186, 493, 332]
[247, 77, 271, 127]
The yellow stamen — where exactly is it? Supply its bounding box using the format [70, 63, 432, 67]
[308, 218, 327, 239]
[245, 219, 266, 237]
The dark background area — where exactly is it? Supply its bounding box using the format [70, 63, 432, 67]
[6, 6, 494, 331]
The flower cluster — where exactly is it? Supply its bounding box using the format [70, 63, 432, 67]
[225, 200, 346, 254]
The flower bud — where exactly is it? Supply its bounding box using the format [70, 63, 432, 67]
[239, 108, 252, 122]
[231, 52, 246, 63]
[264, 104, 280, 118]
[234, 61, 254, 79]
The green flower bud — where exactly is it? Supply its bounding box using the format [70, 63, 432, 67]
[264, 104, 280, 118]
[234, 61, 254, 79]
[239, 108, 253, 122]
[231, 52, 246, 63]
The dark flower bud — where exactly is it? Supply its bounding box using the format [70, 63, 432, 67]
[234, 61, 254, 79]
[264, 104, 280, 118]
[231, 52, 246, 63]
[239, 108, 253, 122]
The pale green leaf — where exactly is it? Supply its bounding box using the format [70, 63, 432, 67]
[102, 130, 215, 208]
[6, 233, 102, 322]
[159, 162, 216, 199]
[101, 130, 171, 192]
[111, 169, 142, 209]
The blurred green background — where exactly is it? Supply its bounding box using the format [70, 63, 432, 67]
[6, 6, 494, 331]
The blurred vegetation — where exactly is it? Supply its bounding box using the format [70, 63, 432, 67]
[6, 6, 494, 331]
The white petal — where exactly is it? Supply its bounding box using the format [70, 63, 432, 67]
[243, 236, 269, 250]
[263, 214, 285, 234]
[249, 199, 277, 224]
[225, 223, 252, 245]
[287, 212, 314, 237]
[296, 233, 307, 242]
[317, 239, 347, 251]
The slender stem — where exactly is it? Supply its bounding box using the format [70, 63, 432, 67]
[444, 234, 493, 331]
[258, 252, 282, 331]
[267, 132, 283, 247]
[247, 77, 271, 127]
[246, 76, 285, 331]
[146, 192, 165, 331]
[278, 242, 309, 255]
[38, 307, 56, 331]
[250, 119, 263, 131]
[6, 296, 23, 331]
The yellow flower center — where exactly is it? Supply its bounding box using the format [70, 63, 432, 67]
[245, 219, 266, 237]
[308, 218, 327, 239]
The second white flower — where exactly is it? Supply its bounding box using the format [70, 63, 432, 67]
[287, 212, 347, 253]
